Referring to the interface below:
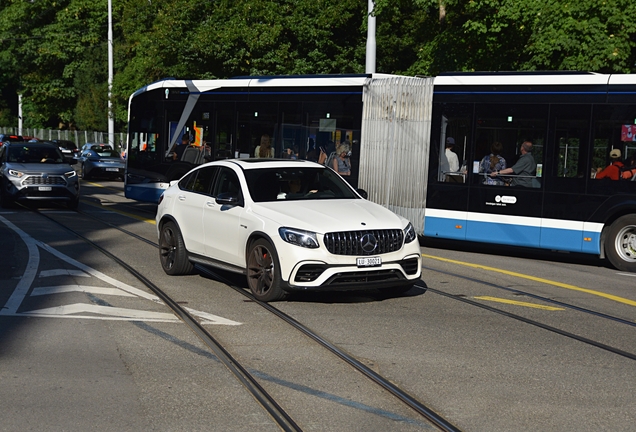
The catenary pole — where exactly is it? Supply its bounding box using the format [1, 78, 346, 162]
[107, 0, 114, 149]
[365, 0, 376, 74]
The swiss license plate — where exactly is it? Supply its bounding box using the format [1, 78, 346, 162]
[38, 186, 52, 191]
[356, 256, 382, 267]
[105, 168, 119, 172]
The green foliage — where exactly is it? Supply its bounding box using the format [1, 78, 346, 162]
[1, 0, 636, 131]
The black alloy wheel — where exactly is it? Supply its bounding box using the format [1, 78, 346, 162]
[159, 221, 193, 275]
[247, 238, 287, 302]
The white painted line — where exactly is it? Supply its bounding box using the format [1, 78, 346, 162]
[0, 215, 243, 325]
[617, 273, 636, 278]
[37, 241, 163, 304]
[0, 216, 40, 314]
[31, 285, 136, 297]
[39, 269, 90, 278]
[185, 307, 242, 326]
[22, 303, 180, 321]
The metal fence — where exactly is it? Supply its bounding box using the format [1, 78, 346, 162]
[0, 127, 127, 152]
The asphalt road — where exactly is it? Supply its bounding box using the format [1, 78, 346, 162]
[0, 179, 634, 431]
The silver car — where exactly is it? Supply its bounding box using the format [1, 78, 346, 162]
[78, 148, 125, 181]
[0, 141, 80, 209]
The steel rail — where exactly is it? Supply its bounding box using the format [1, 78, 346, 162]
[422, 265, 636, 328]
[421, 283, 636, 361]
[48, 202, 461, 431]
[196, 266, 461, 432]
[33, 208, 302, 432]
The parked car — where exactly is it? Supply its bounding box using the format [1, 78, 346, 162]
[156, 159, 422, 301]
[51, 139, 80, 163]
[0, 141, 79, 209]
[80, 142, 113, 153]
[0, 134, 24, 146]
[78, 148, 125, 180]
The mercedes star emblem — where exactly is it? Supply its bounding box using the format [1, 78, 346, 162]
[360, 233, 378, 253]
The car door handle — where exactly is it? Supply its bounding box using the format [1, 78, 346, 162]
[205, 200, 215, 207]
[178, 195, 186, 201]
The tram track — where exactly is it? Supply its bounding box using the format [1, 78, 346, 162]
[420, 265, 636, 361]
[27, 202, 461, 432]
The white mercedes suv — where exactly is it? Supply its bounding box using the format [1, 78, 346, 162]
[156, 159, 422, 301]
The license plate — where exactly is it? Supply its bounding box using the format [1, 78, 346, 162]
[356, 256, 382, 267]
[38, 186, 52, 191]
[105, 168, 119, 172]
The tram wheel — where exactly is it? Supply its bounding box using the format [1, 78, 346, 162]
[246, 238, 287, 302]
[159, 221, 193, 275]
[605, 214, 636, 272]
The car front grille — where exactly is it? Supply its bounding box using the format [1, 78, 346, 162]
[23, 175, 67, 186]
[323, 229, 404, 256]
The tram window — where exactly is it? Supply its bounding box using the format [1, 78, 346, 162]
[473, 104, 547, 187]
[592, 105, 636, 182]
[433, 103, 471, 184]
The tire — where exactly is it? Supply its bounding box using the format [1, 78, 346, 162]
[81, 164, 90, 180]
[246, 238, 287, 302]
[605, 214, 636, 272]
[159, 221, 193, 275]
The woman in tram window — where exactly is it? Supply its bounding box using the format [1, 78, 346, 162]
[479, 141, 507, 185]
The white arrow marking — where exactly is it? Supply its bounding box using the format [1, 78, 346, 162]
[21, 303, 180, 321]
[185, 307, 242, 326]
[39, 269, 90, 278]
[31, 285, 136, 297]
[0, 215, 243, 325]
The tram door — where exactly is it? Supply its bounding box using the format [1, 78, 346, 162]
[540, 105, 592, 252]
[212, 109, 235, 160]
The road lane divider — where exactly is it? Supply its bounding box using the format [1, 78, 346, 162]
[421, 253, 636, 307]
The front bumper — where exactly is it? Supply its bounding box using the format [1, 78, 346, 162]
[3, 174, 79, 202]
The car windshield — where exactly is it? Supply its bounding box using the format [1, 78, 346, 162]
[94, 150, 120, 158]
[7, 146, 65, 164]
[244, 167, 359, 202]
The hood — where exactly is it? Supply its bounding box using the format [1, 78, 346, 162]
[252, 199, 407, 234]
[5, 163, 75, 175]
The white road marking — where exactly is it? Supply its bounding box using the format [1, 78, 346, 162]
[31, 285, 136, 297]
[0, 216, 40, 314]
[0, 215, 243, 325]
[617, 273, 636, 278]
[20, 303, 180, 321]
[39, 269, 90, 278]
[186, 307, 242, 326]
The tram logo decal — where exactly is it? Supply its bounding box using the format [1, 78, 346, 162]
[486, 195, 517, 207]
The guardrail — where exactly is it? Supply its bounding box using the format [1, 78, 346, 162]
[0, 127, 127, 151]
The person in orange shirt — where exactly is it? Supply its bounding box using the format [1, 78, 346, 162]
[621, 154, 636, 180]
[596, 149, 624, 180]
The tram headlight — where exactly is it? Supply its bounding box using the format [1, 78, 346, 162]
[403, 222, 417, 244]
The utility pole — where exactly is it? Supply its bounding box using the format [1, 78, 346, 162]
[365, 0, 376, 74]
[107, 0, 115, 149]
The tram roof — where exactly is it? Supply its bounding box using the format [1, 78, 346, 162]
[434, 71, 636, 87]
[133, 73, 400, 97]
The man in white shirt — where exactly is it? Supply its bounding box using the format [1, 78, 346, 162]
[440, 137, 460, 181]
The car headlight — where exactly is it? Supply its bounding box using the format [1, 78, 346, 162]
[64, 170, 77, 178]
[403, 222, 417, 244]
[8, 169, 24, 178]
[279, 227, 319, 248]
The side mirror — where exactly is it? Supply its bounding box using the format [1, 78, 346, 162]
[216, 192, 240, 206]
[356, 188, 368, 199]
[69, 158, 78, 165]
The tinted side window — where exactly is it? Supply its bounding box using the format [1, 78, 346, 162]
[212, 168, 241, 198]
[178, 167, 218, 194]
